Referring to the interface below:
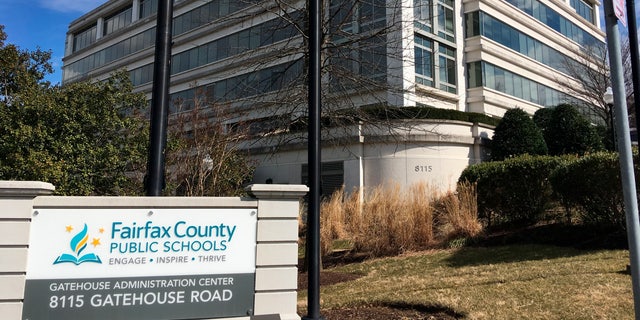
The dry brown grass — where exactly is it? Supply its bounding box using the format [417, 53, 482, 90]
[434, 182, 482, 241]
[320, 188, 348, 256]
[315, 182, 483, 258]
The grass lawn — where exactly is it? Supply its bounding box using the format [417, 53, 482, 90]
[298, 244, 634, 319]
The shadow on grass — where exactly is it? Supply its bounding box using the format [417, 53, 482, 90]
[379, 302, 467, 319]
[446, 223, 627, 267]
[319, 301, 466, 320]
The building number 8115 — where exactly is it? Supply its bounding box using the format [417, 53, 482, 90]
[414, 165, 433, 173]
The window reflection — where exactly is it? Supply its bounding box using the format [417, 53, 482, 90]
[467, 61, 574, 107]
[465, 11, 583, 75]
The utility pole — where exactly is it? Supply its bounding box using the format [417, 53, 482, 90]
[146, 0, 174, 196]
[302, 0, 324, 318]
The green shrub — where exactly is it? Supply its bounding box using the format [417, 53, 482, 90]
[550, 152, 637, 229]
[538, 104, 604, 156]
[360, 104, 500, 126]
[532, 107, 553, 138]
[459, 155, 566, 228]
[491, 108, 547, 161]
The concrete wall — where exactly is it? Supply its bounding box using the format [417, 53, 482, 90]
[251, 120, 493, 193]
[0, 181, 306, 320]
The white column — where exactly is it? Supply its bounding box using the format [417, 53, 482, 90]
[386, 0, 416, 107]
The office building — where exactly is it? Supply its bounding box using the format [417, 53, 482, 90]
[63, 0, 605, 194]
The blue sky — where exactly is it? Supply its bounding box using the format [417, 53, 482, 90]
[1, 0, 106, 84]
[0, 1, 634, 85]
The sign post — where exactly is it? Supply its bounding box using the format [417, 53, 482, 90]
[604, 0, 640, 318]
[614, 0, 628, 27]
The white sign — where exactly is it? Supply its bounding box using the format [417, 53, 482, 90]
[26, 208, 257, 279]
[614, 0, 628, 27]
[23, 208, 258, 319]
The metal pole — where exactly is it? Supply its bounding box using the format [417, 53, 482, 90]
[303, 0, 323, 318]
[627, 0, 640, 133]
[604, 1, 640, 318]
[146, 0, 174, 196]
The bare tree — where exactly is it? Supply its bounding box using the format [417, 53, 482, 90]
[165, 87, 255, 196]
[556, 43, 611, 125]
[192, 0, 442, 150]
[556, 39, 635, 128]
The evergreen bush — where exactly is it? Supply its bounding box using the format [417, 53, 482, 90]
[550, 152, 639, 229]
[491, 108, 547, 161]
[539, 104, 604, 156]
[459, 155, 565, 227]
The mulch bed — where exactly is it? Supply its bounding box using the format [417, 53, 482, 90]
[320, 305, 463, 320]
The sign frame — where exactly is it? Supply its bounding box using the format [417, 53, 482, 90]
[22, 208, 257, 320]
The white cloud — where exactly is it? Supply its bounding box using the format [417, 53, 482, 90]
[39, 0, 107, 14]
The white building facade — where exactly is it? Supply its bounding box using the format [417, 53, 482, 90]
[62, 0, 605, 195]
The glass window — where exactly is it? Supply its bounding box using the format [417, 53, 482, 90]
[217, 37, 229, 59]
[504, 0, 602, 54]
[414, 36, 434, 85]
[170, 60, 302, 107]
[467, 11, 582, 76]
[437, 1, 455, 42]
[67, 9, 297, 83]
[530, 81, 538, 104]
[171, 54, 181, 74]
[494, 67, 505, 91]
[522, 77, 531, 101]
[140, 0, 158, 19]
[198, 46, 208, 66]
[438, 44, 456, 89]
[485, 63, 495, 88]
[73, 25, 97, 52]
[330, 0, 354, 33]
[189, 49, 199, 69]
[250, 27, 261, 49]
[467, 61, 482, 87]
[104, 6, 133, 36]
[513, 75, 523, 99]
[518, 33, 527, 55]
[207, 42, 217, 61]
[504, 71, 514, 95]
[415, 34, 455, 92]
[238, 29, 251, 52]
[465, 11, 479, 37]
[414, 0, 432, 25]
[571, 0, 594, 23]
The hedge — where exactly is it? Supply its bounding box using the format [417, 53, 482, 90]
[550, 152, 640, 229]
[459, 155, 569, 228]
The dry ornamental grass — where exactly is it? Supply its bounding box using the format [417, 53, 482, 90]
[317, 182, 482, 258]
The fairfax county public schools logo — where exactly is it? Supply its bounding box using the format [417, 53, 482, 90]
[53, 223, 103, 265]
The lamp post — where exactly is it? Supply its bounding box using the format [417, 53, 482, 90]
[604, 87, 616, 150]
[203, 154, 214, 172]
